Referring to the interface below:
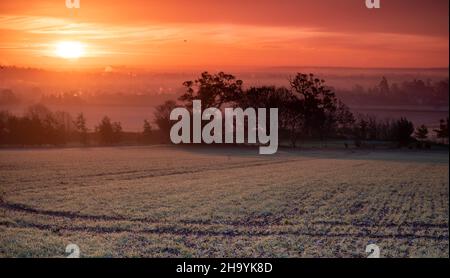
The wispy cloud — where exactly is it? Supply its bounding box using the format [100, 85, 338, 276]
[0, 14, 448, 68]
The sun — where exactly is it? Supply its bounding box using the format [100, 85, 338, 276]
[55, 41, 85, 59]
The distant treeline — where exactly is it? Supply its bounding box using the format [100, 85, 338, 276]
[0, 72, 449, 148]
[0, 105, 160, 146]
[337, 76, 449, 106]
[1, 72, 448, 107]
[155, 72, 449, 148]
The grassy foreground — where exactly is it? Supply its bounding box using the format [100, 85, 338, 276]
[0, 146, 448, 257]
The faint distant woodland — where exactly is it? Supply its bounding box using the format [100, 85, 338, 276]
[0, 66, 448, 107]
[337, 76, 449, 106]
[0, 72, 448, 148]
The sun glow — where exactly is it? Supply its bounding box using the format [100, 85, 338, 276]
[55, 41, 85, 59]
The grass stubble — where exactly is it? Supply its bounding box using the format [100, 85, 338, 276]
[0, 146, 448, 258]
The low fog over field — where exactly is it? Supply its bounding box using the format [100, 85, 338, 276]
[1, 67, 448, 131]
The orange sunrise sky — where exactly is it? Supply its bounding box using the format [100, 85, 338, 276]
[0, 0, 448, 70]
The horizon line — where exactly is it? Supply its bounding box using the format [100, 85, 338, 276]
[1, 64, 449, 73]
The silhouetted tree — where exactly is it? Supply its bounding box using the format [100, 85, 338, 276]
[74, 113, 88, 145]
[283, 97, 304, 148]
[378, 76, 390, 96]
[354, 118, 369, 147]
[289, 73, 341, 141]
[154, 100, 178, 142]
[25, 104, 69, 145]
[96, 116, 122, 144]
[335, 101, 355, 138]
[434, 118, 449, 143]
[238, 86, 301, 147]
[354, 115, 382, 142]
[142, 119, 153, 144]
[0, 111, 9, 144]
[415, 125, 429, 141]
[179, 72, 243, 109]
[392, 118, 414, 146]
[54, 111, 73, 143]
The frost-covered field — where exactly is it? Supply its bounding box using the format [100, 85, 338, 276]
[0, 146, 448, 257]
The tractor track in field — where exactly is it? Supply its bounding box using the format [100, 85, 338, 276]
[2, 199, 448, 229]
[1, 200, 448, 241]
[0, 218, 448, 241]
[4, 158, 302, 194]
[4, 153, 369, 194]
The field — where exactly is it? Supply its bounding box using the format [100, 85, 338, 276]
[0, 146, 448, 258]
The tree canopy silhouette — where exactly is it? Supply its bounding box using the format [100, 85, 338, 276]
[179, 71, 243, 109]
[96, 116, 122, 144]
